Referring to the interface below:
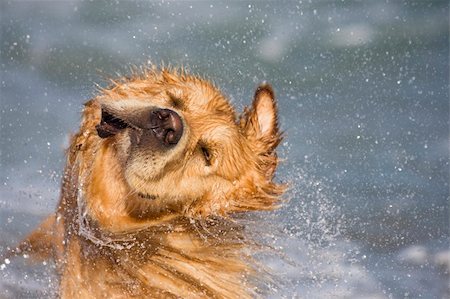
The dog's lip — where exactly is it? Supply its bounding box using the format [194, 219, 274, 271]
[96, 110, 130, 138]
[137, 192, 158, 200]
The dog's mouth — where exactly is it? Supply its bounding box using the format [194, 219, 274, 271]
[96, 108, 184, 147]
[96, 110, 130, 138]
[137, 192, 158, 200]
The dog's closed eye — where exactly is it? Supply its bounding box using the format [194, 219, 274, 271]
[200, 145, 212, 166]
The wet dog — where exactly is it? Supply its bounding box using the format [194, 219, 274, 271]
[15, 68, 285, 298]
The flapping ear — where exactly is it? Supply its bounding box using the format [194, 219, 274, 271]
[239, 84, 282, 180]
[240, 83, 282, 154]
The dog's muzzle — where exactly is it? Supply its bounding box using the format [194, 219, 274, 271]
[96, 107, 184, 148]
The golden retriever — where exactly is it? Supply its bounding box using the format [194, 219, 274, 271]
[13, 67, 285, 298]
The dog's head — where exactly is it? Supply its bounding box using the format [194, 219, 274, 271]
[71, 69, 284, 231]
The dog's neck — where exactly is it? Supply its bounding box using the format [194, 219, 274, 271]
[66, 152, 221, 253]
[76, 196, 138, 250]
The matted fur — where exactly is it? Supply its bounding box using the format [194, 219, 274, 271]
[14, 67, 285, 298]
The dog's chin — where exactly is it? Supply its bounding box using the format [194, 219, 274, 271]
[124, 168, 166, 199]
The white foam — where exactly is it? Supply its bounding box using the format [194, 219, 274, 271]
[266, 238, 385, 298]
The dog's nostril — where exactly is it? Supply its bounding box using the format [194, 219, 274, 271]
[166, 128, 184, 145]
[151, 109, 183, 146]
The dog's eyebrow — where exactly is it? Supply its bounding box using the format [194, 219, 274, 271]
[166, 91, 185, 110]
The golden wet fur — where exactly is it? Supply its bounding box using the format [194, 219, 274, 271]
[14, 68, 285, 298]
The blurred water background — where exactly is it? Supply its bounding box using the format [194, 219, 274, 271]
[0, 1, 449, 298]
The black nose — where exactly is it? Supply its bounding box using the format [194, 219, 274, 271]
[150, 109, 183, 146]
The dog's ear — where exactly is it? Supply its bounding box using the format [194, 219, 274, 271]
[240, 84, 281, 155]
[239, 84, 282, 179]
